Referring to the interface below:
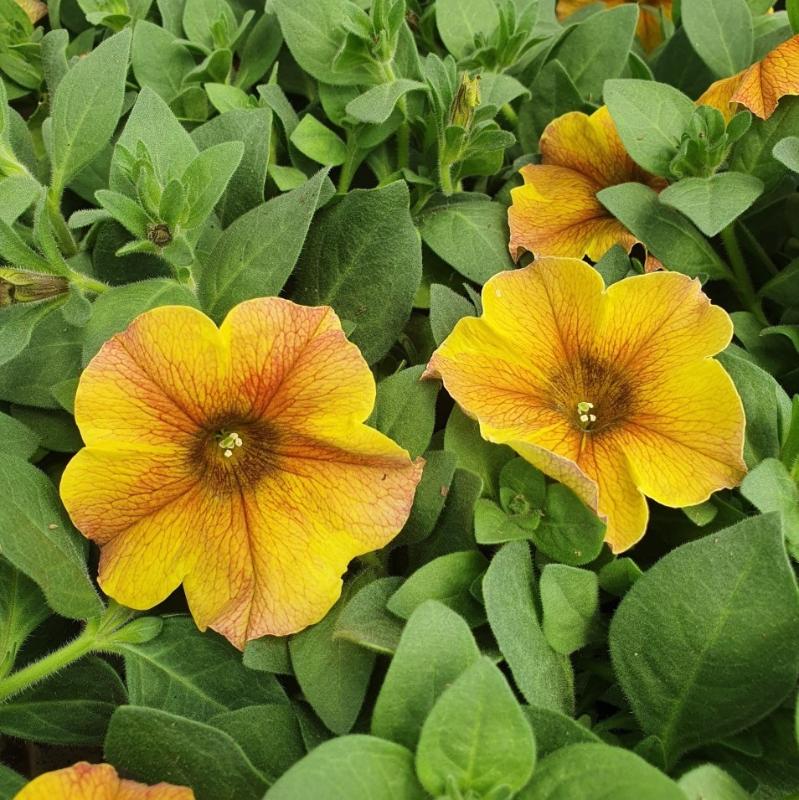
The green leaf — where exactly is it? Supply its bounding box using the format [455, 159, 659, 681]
[0, 559, 49, 676]
[0, 175, 42, 225]
[242, 637, 292, 676]
[0, 455, 102, 620]
[519, 60, 583, 146]
[730, 97, 799, 191]
[118, 616, 286, 723]
[740, 457, 798, 514]
[132, 20, 195, 103]
[0, 410, 39, 459]
[681, 0, 754, 78]
[9, 407, 81, 454]
[429, 284, 476, 346]
[198, 168, 330, 321]
[209, 704, 305, 784]
[289, 587, 376, 735]
[521, 707, 601, 760]
[659, 172, 764, 237]
[333, 576, 404, 655]
[191, 106, 273, 226]
[597, 183, 729, 279]
[346, 80, 426, 124]
[774, 136, 799, 172]
[416, 657, 536, 798]
[532, 483, 607, 567]
[718, 349, 791, 466]
[604, 79, 695, 177]
[519, 743, 686, 799]
[51, 29, 132, 192]
[266, 735, 427, 800]
[273, 0, 377, 86]
[435, 0, 499, 59]
[292, 181, 422, 364]
[540, 565, 602, 655]
[83, 279, 199, 364]
[550, 5, 638, 99]
[610, 514, 799, 765]
[290, 115, 348, 166]
[369, 365, 439, 459]
[484, 542, 574, 713]
[371, 600, 480, 750]
[0, 656, 125, 746]
[387, 551, 488, 627]
[105, 706, 268, 800]
[0, 764, 24, 799]
[180, 141, 244, 228]
[418, 197, 513, 284]
[182, 0, 237, 49]
[678, 765, 750, 800]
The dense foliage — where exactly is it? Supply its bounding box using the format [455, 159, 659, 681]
[1, 0, 799, 798]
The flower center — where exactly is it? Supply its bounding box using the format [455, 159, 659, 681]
[576, 401, 597, 430]
[190, 418, 279, 493]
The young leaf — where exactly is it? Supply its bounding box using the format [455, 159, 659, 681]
[604, 79, 695, 177]
[540, 565, 602, 655]
[266, 735, 426, 800]
[429, 284, 476, 346]
[610, 514, 799, 766]
[678, 765, 751, 800]
[483, 542, 574, 713]
[289, 115, 348, 167]
[371, 600, 480, 750]
[659, 172, 764, 237]
[180, 141, 244, 228]
[51, 29, 132, 193]
[435, 0, 499, 60]
[415, 657, 536, 798]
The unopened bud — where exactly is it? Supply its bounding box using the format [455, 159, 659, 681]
[0, 268, 68, 307]
[449, 73, 481, 130]
[147, 223, 173, 248]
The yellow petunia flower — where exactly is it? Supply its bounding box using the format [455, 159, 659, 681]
[425, 258, 746, 553]
[557, 0, 673, 53]
[698, 35, 799, 121]
[14, 762, 193, 799]
[508, 106, 665, 267]
[60, 299, 423, 649]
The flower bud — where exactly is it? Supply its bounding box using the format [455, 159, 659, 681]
[0, 268, 68, 307]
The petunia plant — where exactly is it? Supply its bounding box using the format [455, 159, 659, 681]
[0, 0, 798, 798]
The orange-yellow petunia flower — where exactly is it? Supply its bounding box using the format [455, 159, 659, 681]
[698, 35, 799, 121]
[557, 0, 673, 52]
[425, 258, 746, 553]
[14, 762, 193, 799]
[60, 298, 423, 649]
[15, 0, 47, 23]
[508, 107, 665, 267]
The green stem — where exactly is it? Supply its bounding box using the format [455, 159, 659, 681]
[337, 147, 359, 194]
[500, 102, 518, 127]
[380, 61, 410, 171]
[738, 221, 779, 277]
[46, 188, 78, 259]
[0, 624, 97, 702]
[720, 223, 767, 325]
[67, 269, 108, 295]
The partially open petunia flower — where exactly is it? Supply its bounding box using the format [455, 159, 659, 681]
[60, 299, 423, 649]
[14, 762, 193, 799]
[425, 258, 746, 553]
[698, 35, 799, 121]
[557, 0, 673, 52]
[508, 107, 665, 267]
[15, 0, 47, 23]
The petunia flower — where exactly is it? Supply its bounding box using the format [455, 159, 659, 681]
[698, 35, 799, 121]
[508, 106, 665, 267]
[557, 0, 673, 52]
[14, 762, 193, 799]
[60, 298, 423, 649]
[425, 257, 746, 553]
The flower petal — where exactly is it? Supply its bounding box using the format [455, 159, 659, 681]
[697, 74, 742, 123]
[76, 305, 230, 449]
[186, 428, 424, 646]
[221, 297, 375, 433]
[14, 762, 194, 799]
[601, 270, 734, 374]
[620, 359, 747, 508]
[16, 0, 47, 23]
[731, 34, 799, 119]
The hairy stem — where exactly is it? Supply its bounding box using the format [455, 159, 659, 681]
[720, 223, 767, 325]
